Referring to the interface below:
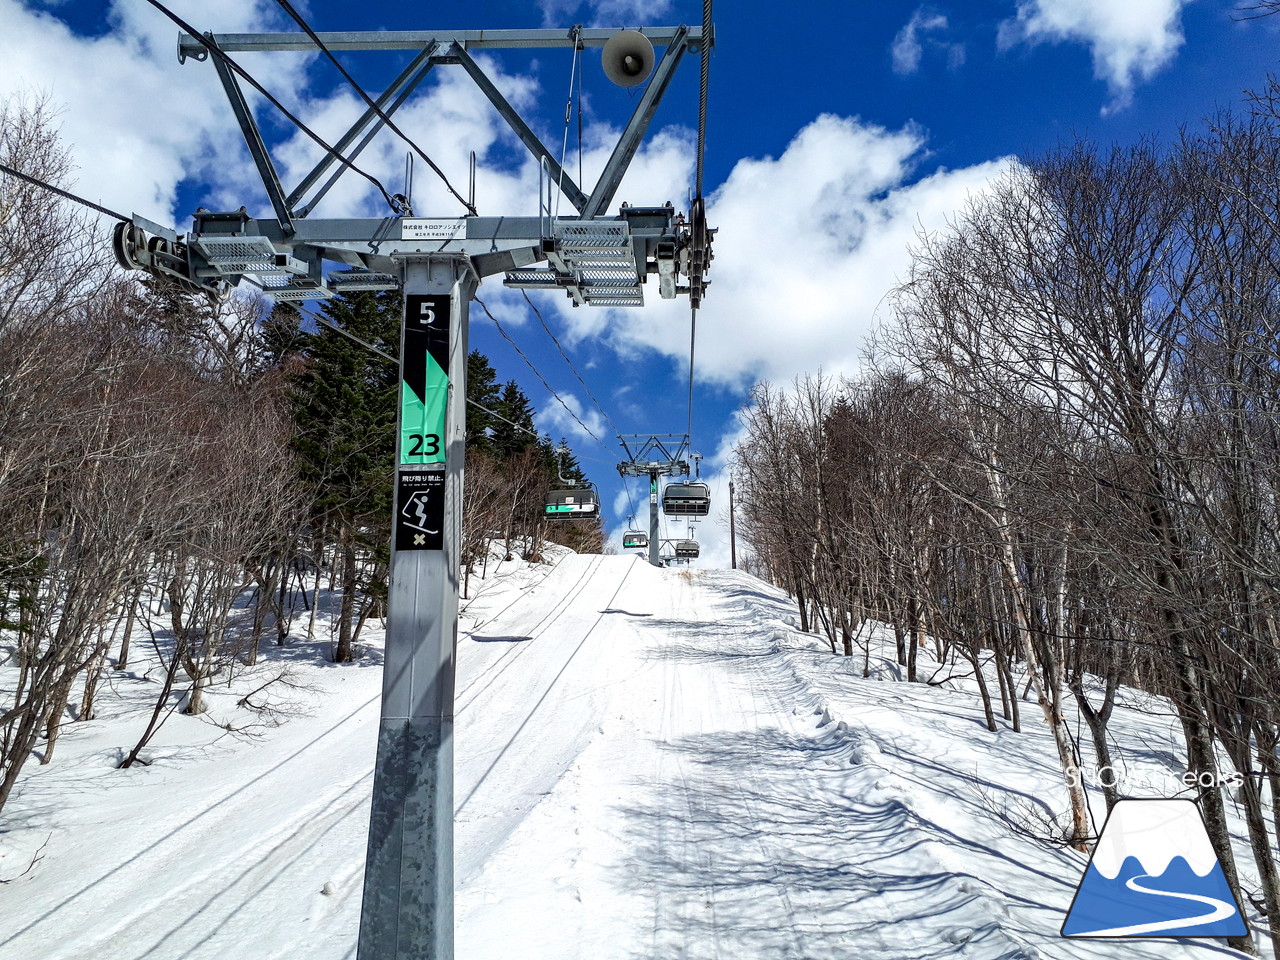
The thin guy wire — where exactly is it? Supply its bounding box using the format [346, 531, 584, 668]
[521, 290, 621, 438]
[143, 0, 397, 212]
[273, 0, 477, 216]
[294, 304, 544, 440]
[555, 29, 581, 220]
[0, 162, 129, 222]
[474, 295, 607, 450]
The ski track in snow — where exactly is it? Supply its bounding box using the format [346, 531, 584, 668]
[0, 552, 1258, 959]
[5, 692, 381, 960]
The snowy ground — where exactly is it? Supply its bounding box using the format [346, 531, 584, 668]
[0, 548, 1267, 959]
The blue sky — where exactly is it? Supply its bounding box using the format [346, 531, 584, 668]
[4, 0, 1280, 564]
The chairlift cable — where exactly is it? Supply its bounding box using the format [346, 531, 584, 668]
[687, 0, 712, 447]
[293, 302, 545, 441]
[273, 0, 477, 216]
[695, 0, 713, 199]
[518, 288, 642, 526]
[295, 303, 399, 363]
[617, 475, 639, 525]
[475, 295, 608, 450]
[686, 306, 697, 443]
[0, 162, 129, 222]
[521, 290, 622, 439]
[142, 0, 398, 213]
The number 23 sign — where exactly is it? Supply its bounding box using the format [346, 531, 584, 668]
[400, 294, 450, 465]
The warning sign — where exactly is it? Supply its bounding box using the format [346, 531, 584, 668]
[395, 471, 445, 551]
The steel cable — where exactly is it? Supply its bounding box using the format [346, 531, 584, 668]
[474, 295, 607, 449]
[696, 0, 713, 197]
[143, 0, 398, 212]
[0, 162, 129, 222]
[273, 0, 477, 216]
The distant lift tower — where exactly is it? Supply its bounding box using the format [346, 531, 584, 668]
[112, 20, 713, 960]
[617, 433, 690, 567]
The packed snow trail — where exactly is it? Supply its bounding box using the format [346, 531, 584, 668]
[457, 559, 1007, 959]
[454, 558, 1246, 960]
[0, 552, 1255, 959]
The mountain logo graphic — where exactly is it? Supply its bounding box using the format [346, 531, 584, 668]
[1062, 798, 1247, 939]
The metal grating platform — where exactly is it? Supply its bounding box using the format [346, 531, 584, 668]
[328, 268, 399, 292]
[260, 275, 334, 301]
[502, 220, 644, 306]
[504, 268, 561, 288]
[192, 235, 281, 276]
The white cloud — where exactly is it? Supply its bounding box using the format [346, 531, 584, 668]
[0, 0, 299, 226]
[891, 9, 960, 75]
[559, 113, 1010, 393]
[535, 390, 609, 447]
[536, 1, 675, 28]
[999, 0, 1189, 112]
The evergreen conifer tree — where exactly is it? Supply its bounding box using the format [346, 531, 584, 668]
[466, 350, 501, 451]
[286, 290, 400, 661]
[491, 380, 540, 458]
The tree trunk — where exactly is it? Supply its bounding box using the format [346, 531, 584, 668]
[114, 583, 142, 670]
[983, 451, 1091, 849]
[333, 531, 357, 663]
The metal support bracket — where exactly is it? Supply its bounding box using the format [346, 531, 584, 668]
[209, 36, 295, 235]
[448, 44, 588, 214]
[290, 43, 441, 216]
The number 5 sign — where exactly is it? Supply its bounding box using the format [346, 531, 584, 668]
[400, 294, 451, 465]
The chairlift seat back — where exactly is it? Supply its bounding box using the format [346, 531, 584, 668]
[545, 486, 599, 517]
[662, 481, 710, 517]
[674, 539, 700, 558]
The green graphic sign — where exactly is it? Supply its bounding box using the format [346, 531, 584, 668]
[400, 294, 450, 465]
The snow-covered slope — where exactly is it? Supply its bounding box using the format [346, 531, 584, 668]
[0, 552, 1260, 959]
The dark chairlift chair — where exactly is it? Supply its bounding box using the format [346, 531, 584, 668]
[545, 441, 601, 518]
[662, 481, 711, 517]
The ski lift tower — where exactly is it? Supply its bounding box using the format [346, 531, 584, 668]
[113, 17, 713, 960]
[617, 433, 690, 567]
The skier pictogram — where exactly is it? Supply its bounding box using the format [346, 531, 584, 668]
[394, 471, 445, 551]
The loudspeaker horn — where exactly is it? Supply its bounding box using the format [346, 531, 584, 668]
[602, 30, 655, 88]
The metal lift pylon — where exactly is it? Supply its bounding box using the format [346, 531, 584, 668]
[112, 19, 714, 960]
[616, 433, 690, 568]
